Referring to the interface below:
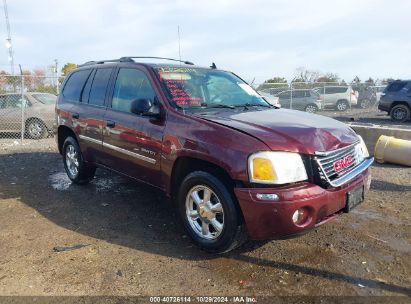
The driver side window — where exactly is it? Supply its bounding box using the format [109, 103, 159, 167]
[112, 68, 156, 113]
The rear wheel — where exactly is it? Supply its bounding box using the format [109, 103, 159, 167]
[390, 104, 410, 123]
[359, 99, 371, 109]
[26, 119, 47, 139]
[336, 100, 349, 111]
[178, 171, 247, 253]
[62, 136, 96, 184]
[304, 104, 319, 113]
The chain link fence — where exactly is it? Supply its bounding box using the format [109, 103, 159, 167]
[0, 75, 59, 146]
[0, 75, 391, 147]
[256, 81, 388, 124]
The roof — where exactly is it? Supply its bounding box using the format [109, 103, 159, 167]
[76, 56, 216, 71]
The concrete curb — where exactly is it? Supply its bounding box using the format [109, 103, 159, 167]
[349, 123, 411, 156]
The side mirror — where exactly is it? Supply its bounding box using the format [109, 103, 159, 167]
[130, 98, 159, 116]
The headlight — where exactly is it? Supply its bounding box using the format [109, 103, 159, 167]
[355, 135, 369, 163]
[248, 151, 308, 184]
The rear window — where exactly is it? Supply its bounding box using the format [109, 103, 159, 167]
[31, 93, 57, 105]
[62, 69, 92, 102]
[88, 68, 113, 106]
[386, 81, 407, 92]
[326, 87, 348, 94]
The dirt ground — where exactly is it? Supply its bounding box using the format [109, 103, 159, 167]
[0, 139, 410, 301]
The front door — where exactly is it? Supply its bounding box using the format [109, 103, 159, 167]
[102, 67, 165, 188]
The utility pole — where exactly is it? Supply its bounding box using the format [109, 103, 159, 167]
[54, 59, 59, 94]
[3, 0, 14, 75]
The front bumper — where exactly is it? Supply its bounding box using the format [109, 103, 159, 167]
[234, 168, 371, 240]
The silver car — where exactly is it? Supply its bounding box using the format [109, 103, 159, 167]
[276, 89, 322, 113]
[313, 86, 358, 111]
[0, 92, 56, 139]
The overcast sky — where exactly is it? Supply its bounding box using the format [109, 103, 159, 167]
[1, 0, 410, 83]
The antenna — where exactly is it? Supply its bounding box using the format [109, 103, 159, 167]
[177, 25, 185, 114]
[177, 25, 182, 63]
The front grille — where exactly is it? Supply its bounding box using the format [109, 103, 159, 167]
[314, 143, 360, 186]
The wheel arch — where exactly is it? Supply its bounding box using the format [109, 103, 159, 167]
[57, 125, 77, 155]
[169, 156, 245, 221]
[390, 101, 411, 111]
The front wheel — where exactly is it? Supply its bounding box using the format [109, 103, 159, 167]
[62, 136, 96, 184]
[178, 171, 247, 253]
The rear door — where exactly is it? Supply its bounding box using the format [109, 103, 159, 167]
[278, 91, 291, 108]
[65, 67, 114, 163]
[292, 90, 305, 110]
[102, 66, 165, 188]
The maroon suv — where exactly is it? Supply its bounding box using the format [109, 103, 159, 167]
[55, 57, 374, 253]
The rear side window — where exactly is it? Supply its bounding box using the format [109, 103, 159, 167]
[387, 81, 407, 92]
[89, 68, 113, 106]
[292, 91, 305, 98]
[325, 87, 347, 94]
[279, 91, 291, 98]
[62, 70, 92, 102]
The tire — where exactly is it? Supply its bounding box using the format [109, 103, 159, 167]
[62, 136, 96, 184]
[390, 104, 410, 123]
[178, 171, 247, 253]
[304, 104, 319, 113]
[359, 99, 371, 109]
[25, 119, 47, 139]
[336, 100, 349, 111]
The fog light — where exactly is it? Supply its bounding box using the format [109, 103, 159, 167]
[292, 208, 309, 225]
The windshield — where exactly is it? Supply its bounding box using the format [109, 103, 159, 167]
[31, 93, 57, 105]
[154, 67, 269, 109]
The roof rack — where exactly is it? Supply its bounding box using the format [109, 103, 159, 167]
[120, 56, 194, 65]
[79, 56, 194, 67]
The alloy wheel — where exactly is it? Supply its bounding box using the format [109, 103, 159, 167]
[185, 185, 224, 240]
[65, 144, 79, 177]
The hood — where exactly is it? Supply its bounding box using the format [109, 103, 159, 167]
[196, 109, 359, 155]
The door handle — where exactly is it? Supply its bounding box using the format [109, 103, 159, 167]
[106, 120, 116, 128]
[72, 112, 79, 119]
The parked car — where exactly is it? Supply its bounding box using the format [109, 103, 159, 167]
[276, 89, 322, 113]
[372, 85, 387, 102]
[314, 86, 358, 111]
[378, 80, 411, 122]
[56, 57, 373, 253]
[352, 86, 377, 109]
[0, 92, 56, 139]
[257, 91, 280, 108]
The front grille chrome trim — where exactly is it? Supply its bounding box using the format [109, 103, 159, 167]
[314, 142, 373, 187]
[316, 157, 373, 187]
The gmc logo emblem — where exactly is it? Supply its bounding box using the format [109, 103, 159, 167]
[333, 155, 353, 172]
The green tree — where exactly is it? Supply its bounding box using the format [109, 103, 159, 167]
[316, 73, 340, 83]
[364, 77, 375, 86]
[264, 77, 288, 84]
[61, 63, 77, 76]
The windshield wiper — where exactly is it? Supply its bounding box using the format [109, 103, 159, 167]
[201, 103, 235, 109]
[235, 103, 272, 110]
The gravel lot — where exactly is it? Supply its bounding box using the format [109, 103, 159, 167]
[320, 107, 411, 129]
[0, 139, 410, 301]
